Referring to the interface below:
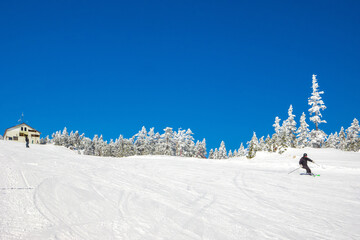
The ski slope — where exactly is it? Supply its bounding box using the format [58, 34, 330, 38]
[1, 141, 359, 240]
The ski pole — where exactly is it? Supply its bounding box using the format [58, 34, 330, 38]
[288, 167, 300, 174]
[312, 162, 321, 167]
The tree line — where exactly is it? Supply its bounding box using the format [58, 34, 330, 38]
[42, 75, 359, 159]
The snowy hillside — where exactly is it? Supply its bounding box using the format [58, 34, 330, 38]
[1, 141, 360, 240]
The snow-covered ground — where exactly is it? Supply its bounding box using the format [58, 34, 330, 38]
[0, 141, 359, 240]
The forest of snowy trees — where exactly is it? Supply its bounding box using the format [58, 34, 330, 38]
[44, 75, 359, 159]
[48, 127, 207, 159]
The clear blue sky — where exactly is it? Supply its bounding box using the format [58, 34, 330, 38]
[1, 0, 359, 151]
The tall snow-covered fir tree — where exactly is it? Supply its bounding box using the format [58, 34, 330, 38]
[134, 126, 148, 155]
[271, 117, 282, 152]
[159, 127, 176, 156]
[308, 74, 327, 131]
[283, 105, 297, 147]
[338, 127, 346, 150]
[265, 135, 272, 152]
[247, 132, 258, 159]
[208, 149, 214, 159]
[324, 133, 338, 149]
[345, 118, 360, 151]
[308, 74, 327, 148]
[296, 112, 310, 148]
[218, 141, 228, 159]
[238, 143, 246, 156]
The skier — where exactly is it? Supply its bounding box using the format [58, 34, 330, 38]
[25, 135, 29, 148]
[299, 153, 315, 175]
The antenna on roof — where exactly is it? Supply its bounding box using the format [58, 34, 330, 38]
[18, 113, 24, 124]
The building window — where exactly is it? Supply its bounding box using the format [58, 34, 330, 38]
[13, 136, 18, 140]
[9, 137, 12, 140]
[21, 127, 23, 131]
[20, 133, 25, 136]
[24, 127, 27, 131]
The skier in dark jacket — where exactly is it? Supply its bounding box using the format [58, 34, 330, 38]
[299, 153, 315, 175]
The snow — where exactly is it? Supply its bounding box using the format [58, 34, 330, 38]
[1, 141, 360, 239]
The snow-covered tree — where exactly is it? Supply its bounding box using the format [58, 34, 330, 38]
[338, 127, 346, 150]
[194, 138, 207, 158]
[82, 137, 94, 155]
[283, 105, 297, 147]
[40, 135, 50, 144]
[228, 150, 233, 158]
[271, 117, 282, 152]
[213, 148, 219, 159]
[296, 112, 310, 148]
[265, 135, 272, 152]
[258, 136, 266, 151]
[146, 127, 157, 155]
[158, 127, 176, 156]
[134, 126, 148, 155]
[238, 143, 246, 156]
[208, 149, 214, 159]
[309, 129, 327, 148]
[346, 118, 360, 151]
[308, 74, 326, 131]
[247, 132, 259, 159]
[324, 133, 338, 149]
[233, 149, 238, 157]
[216, 141, 227, 159]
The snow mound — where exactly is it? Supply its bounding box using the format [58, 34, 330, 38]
[1, 141, 359, 239]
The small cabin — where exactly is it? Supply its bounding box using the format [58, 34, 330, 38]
[3, 123, 41, 144]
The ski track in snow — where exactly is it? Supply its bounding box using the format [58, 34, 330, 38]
[1, 141, 360, 240]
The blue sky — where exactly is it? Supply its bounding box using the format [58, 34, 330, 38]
[1, 0, 359, 151]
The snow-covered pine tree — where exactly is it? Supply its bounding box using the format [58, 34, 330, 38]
[332, 132, 340, 149]
[278, 121, 288, 153]
[159, 127, 176, 156]
[271, 117, 282, 152]
[247, 132, 258, 159]
[238, 143, 246, 156]
[69, 130, 82, 149]
[93, 135, 102, 156]
[345, 118, 360, 151]
[233, 149, 238, 157]
[338, 127, 346, 150]
[61, 127, 69, 147]
[258, 136, 265, 151]
[308, 74, 327, 131]
[134, 126, 148, 155]
[109, 139, 117, 157]
[208, 149, 214, 159]
[101, 140, 111, 156]
[82, 137, 94, 155]
[114, 135, 125, 157]
[265, 135, 272, 152]
[283, 105, 297, 147]
[324, 133, 337, 149]
[218, 141, 228, 159]
[309, 129, 327, 148]
[214, 148, 219, 159]
[146, 127, 156, 155]
[174, 128, 187, 157]
[308, 74, 327, 148]
[296, 112, 310, 148]
[52, 131, 61, 145]
[194, 138, 207, 158]
[228, 150, 233, 158]
[184, 129, 195, 157]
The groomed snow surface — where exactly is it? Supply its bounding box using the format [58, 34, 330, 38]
[1, 141, 359, 240]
